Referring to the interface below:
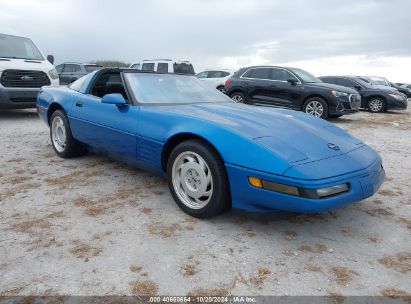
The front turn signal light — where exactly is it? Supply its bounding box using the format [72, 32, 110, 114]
[248, 177, 263, 188]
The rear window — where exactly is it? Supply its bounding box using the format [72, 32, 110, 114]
[142, 63, 155, 71]
[85, 65, 102, 73]
[173, 63, 195, 75]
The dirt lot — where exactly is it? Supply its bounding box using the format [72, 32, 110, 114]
[0, 108, 410, 298]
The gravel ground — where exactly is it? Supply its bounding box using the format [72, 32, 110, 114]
[0, 108, 410, 298]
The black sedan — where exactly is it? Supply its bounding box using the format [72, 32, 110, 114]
[320, 76, 408, 113]
[225, 66, 361, 119]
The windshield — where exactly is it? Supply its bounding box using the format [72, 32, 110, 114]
[368, 77, 389, 86]
[288, 68, 321, 83]
[0, 34, 44, 60]
[125, 73, 232, 104]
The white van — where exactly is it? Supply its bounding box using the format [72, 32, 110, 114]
[135, 59, 195, 75]
[0, 33, 59, 109]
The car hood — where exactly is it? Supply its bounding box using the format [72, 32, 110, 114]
[302, 82, 358, 94]
[163, 103, 363, 164]
[0, 58, 54, 72]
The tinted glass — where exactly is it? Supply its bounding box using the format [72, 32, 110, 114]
[207, 71, 225, 78]
[55, 64, 63, 73]
[85, 65, 103, 72]
[337, 78, 357, 88]
[142, 63, 155, 71]
[243, 68, 271, 80]
[288, 68, 321, 83]
[62, 64, 76, 73]
[196, 71, 208, 78]
[0, 34, 44, 60]
[270, 68, 295, 81]
[125, 74, 232, 104]
[173, 63, 195, 75]
[320, 77, 336, 84]
[157, 63, 169, 73]
[130, 63, 140, 69]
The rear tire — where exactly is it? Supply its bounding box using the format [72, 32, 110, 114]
[216, 86, 225, 92]
[367, 98, 386, 113]
[230, 92, 247, 103]
[303, 97, 328, 119]
[50, 110, 87, 158]
[167, 140, 230, 218]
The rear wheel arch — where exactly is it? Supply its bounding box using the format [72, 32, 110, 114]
[47, 103, 64, 125]
[161, 133, 225, 173]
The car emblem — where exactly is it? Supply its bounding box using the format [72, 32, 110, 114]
[21, 76, 33, 81]
[328, 143, 340, 150]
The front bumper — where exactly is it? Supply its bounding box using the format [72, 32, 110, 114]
[226, 158, 384, 213]
[0, 86, 42, 109]
[329, 94, 361, 116]
[386, 96, 408, 110]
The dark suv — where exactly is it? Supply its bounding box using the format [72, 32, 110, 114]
[225, 66, 361, 119]
[55, 62, 103, 85]
[320, 76, 408, 113]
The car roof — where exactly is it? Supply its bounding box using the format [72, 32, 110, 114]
[58, 62, 103, 66]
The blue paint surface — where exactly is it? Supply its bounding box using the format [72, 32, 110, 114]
[36, 72, 384, 213]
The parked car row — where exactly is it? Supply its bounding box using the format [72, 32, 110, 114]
[205, 65, 408, 118]
[0, 33, 408, 120]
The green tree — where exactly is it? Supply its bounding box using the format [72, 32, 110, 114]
[92, 60, 130, 68]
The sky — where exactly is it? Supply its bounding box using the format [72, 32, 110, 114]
[1, 0, 411, 82]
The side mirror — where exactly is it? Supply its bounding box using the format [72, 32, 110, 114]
[47, 55, 54, 64]
[287, 78, 298, 85]
[101, 93, 126, 107]
[353, 86, 362, 91]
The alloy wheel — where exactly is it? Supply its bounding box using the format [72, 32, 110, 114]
[369, 99, 383, 112]
[171, 151, 213, 210]
[305, 100, 324, 117]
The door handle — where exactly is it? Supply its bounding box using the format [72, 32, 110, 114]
[75, 101, 84, 107]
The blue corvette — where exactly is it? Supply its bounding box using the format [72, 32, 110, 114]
[36, 69, 385, 218]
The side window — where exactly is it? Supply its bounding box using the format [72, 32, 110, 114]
[130, 63, 140, 69]
[62, 64, 76, 73]
[55, 64, 64, 73]
[90, 72, 127, 100]
[157, 63, 168, 73]
[74, 65, 81, 72]
[243, 68, 271, 80]
[208, 71, 224, 78]
[222, 71, 230, 77]
[270, 68, 295, 81]
[337, 78, 357, 88]
[320, 77, 336, 84]
[142, 63, 155, 71]
[196, 71, 208, 78]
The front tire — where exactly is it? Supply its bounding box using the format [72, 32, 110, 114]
[303, 97, 328, 119]
[167, 140, 230, 218]
[50, 110, 87, 158]
[367, 98, 386, 113]
[230, 92, 247, 103]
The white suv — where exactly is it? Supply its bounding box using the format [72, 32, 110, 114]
[0, 33, 59, 109]
[135, 59, 195, 75]
[196, 69, 233, 91]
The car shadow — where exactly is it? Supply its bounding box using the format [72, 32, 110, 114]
[0, 109, 38, 121]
